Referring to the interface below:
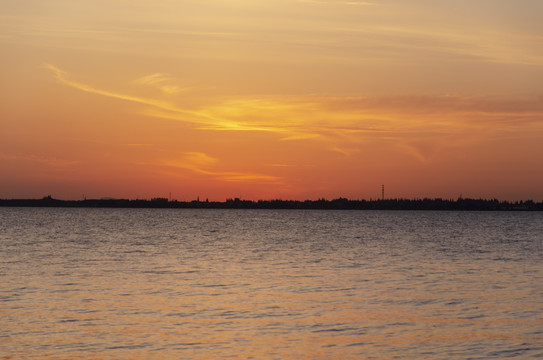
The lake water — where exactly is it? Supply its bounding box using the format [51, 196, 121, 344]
[1, 208, 542, 359]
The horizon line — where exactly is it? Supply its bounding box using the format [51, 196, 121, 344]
[2, 195, 542, 203]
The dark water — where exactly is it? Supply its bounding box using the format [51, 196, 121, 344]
[1, 208, 542, 359]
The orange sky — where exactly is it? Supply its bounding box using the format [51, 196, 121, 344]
[1, 0, 543, 201]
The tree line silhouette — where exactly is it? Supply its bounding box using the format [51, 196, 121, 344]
[1, 196, 542, 210]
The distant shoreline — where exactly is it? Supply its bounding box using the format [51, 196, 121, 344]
[1, 196, 542, 211]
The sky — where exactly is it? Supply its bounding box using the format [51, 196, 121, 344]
[1, 0, 542, 201]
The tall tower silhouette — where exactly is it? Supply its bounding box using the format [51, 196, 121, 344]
[382, 184, 384, 200]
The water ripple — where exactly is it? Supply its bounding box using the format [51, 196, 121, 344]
[1, 208, 542, 359]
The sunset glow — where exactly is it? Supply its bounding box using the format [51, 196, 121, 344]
[2, 0, 542, 200]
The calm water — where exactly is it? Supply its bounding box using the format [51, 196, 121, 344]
[1, 208, 542, 359]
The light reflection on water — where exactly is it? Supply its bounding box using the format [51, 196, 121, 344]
[1, 208, 542, 359]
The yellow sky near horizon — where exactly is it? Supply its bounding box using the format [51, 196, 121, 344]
[1, 0, 543, 201]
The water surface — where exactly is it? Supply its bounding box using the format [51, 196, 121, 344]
[1, 208, 542, 359]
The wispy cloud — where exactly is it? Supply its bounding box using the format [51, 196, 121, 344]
[318, 94, 543, 123]
[0, 152, 80, 167]
[121, 143, 154, 147]
[280, 133, 321, 141]
[330, 147, 358, 156]
[133, 73, 189, 95]
[44, 64, 543, 163]
[159, 152, 283, 183]
[44, 64, 306, 137]
[266, 163, 293, 167]
[182, 152, 218, 166]
[44, 64, 190, 114]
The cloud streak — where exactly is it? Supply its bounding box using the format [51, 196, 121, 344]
[44, 64, 306, 137]
[44, 64, 543, 159]
[133, 73, 189, 95]
[0, 152, 80, 167]
[160, 152, 283, 183]
[44, 64, 196, 115]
